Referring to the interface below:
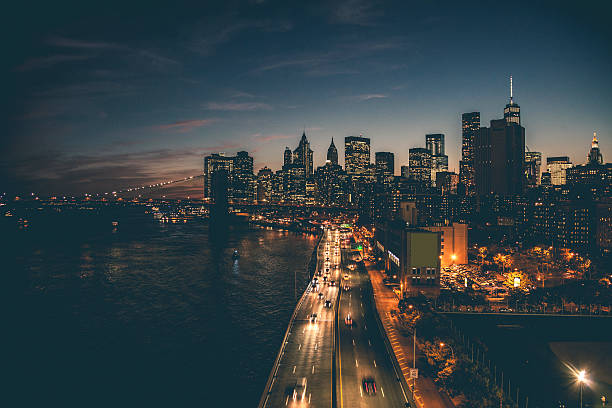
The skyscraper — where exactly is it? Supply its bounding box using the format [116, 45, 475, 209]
[293, 131, 314, 176]
[504, 76, 521, 125]
[327, 138, 339, 165]
[345, 135, 371, 175]
[525, 150, 542, 187]
[203, 153, 234, 199]
[546, 156, 572, 185]
[426, 133, 448, 184]
[474, 119, 525, 195]
[375, 152, 394, 177]
[588, 132, 604, 165]
[232, 150, 254, 201]
[460, 112, 480, 194]
[283, 147, 292, 167]
[408, 148, 432, 185]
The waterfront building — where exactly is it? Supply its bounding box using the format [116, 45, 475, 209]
[256, 167, 273, 202]
[345, 135, 371, 175]
[474, 118, 525, 196]
[460, 111, 480, 194]
[232, 151, 254, 201]
[547, 156, 572, 185]
[203, 153, 234, 199]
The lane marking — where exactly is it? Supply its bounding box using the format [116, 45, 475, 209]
[308, 393, 311, 404]
[355, 359, 359, 367]
[360, 386, 363, 397]
[293, 365, 296, 374]
[352, 339, 355, 346]
[312, 365, 315, 374]
[374, 360, 377, 367]
[285, 395, 289, 406]
[381, 386, 385, 397]
[315, 343, 318, 350]
[298, 343, 301, 350]
[368, 339, 371, 346]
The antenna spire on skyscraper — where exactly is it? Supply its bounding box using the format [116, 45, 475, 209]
[510, 75, 513, 104]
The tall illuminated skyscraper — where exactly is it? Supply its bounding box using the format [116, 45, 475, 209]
[293, 131, 313, 176]
[504, 75, 521, 125]
[345, 135, 371, 175]
[588, 132, 604, 165]
[460, 112, 480, 194]
[408, 147, 432, 185]
[426, 133, 448, 183]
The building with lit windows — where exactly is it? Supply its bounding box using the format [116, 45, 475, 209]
[204, 153, 234, 199]
[525, 150, 542, 187]
[426, 134, 448, 183]
[375, 219, 441, 298]
[547, 156, 572, 185]
[503, 76, 521, 125]
[408, 148, 432, 186]
[345, 135, 371, 175]
[460, 111, 480, 194]
[424, 223, 467, 267]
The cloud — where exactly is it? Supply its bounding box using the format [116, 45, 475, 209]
[15, 54, 92, 71]
[355, 93, 387, 101]
[153, 119, 217, 133]
[204, 102, 273, 111]
[46, 36, 123, 50]
[252, 133, 293, 142]
[330, 0, 383, 26]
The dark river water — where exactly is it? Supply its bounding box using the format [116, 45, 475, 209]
[5, 204, 316, 407]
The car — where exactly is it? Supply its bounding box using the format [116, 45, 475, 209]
[310, 313, 317, 323]
[330, 280, 335, 286]
[345, 313, 352, 326]
[325, 299, 332, 308]
[343, 274, 350, 280]
[344, 285, 350, 291]
[318, 292, 324, 300]
[293, 377, 307, 401]
[362, 377, 376, 395]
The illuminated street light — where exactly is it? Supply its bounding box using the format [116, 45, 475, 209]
[576, 369, 587, 408]
[439, 342, 455, 360]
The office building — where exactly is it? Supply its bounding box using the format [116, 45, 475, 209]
[474, 118, 525, 195]
[204, 153, 234, 199]
[327, 138, 339, 166]
[375, 152, 394, 179]
[436, 171, 459, 195]
[293, 132, 314, 177]
[588, 132, 604, 165]
[232, 151, 254, 201]
[460, 112, 480, 194]
[525, 150, 542, 187]
[256, 167, 273, 202]
[503, 76, 521, 125]
[375, 219, 441, 298]
[345, 135, 371, 175]
[426, 133, 448, 183]
[547, 156, 572, 185]
[408, 147, 432, 185]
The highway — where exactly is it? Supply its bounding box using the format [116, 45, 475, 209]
[260, 228, 342, 408]
[336, 246, 412, 408]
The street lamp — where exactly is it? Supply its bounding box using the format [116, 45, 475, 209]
[577, 369, 587, 408]
[439, 342, 455, 361]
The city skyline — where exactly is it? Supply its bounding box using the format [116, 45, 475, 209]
[3, 0, 611, 195]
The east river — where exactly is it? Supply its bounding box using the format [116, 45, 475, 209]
[5, 204, 316, 407]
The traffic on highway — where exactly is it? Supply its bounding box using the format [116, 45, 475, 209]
[259, 226, 412, 408]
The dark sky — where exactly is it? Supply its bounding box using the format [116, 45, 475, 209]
[2, 0, 611, 195]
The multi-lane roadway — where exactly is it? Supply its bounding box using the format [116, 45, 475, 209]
[260, 229, 342, 408]
[260, 227, 413, 407]
[336, 244, 412, 408]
